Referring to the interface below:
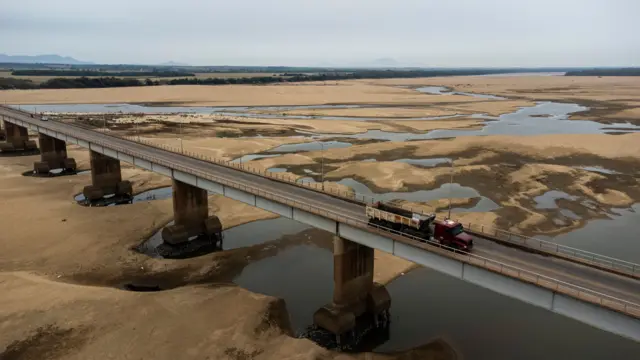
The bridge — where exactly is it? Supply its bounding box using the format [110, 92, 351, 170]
[1, 105, 639, 344]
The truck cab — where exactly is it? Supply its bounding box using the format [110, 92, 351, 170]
[433, 219, 473, 251]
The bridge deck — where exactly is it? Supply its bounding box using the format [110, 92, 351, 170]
[2, 107, 639, 321]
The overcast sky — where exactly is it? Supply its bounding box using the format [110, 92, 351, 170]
[1, 0, 638, 67]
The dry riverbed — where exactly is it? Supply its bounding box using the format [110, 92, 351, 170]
[0, 151, 452, 360]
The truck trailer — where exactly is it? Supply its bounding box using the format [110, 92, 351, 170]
[366, 202, 473, 251]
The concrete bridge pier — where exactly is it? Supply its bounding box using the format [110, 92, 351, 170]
[0, 119, 5, 141]
[161, 179, 223, 245]
[82, 150, 132, 202]
[33, 133, 76, 174]
[313, 236, 391, 344]
[0, 120, 37, 152]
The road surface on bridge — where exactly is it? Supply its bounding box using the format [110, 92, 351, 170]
[2, 107, 639, 313]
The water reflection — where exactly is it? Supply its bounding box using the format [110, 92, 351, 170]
[538, 203, 640, 263]
[377, 267, 640, 359]
[137, 217, 311, 258]
[394, 158, 452, 167]
[533, 190, 578, 209]
[297, 177, 500, 213]
[74, 186, 173, 205]
[575, 166, 620, 175]
[416, 86, 507, 100]
[300, 102, 640, 140]
[267, 140, 352, 153]
[234, 244, 333, 333]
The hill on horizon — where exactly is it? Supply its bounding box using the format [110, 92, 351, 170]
[0, 54, 94, 65]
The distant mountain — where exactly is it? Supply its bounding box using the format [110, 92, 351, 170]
[0, 54, 93, 65]
[158, 61, 189, 66]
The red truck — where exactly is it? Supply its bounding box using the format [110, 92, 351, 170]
[366, 202, 473, 251]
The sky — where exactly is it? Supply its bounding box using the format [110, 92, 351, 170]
[1, 0, 639, 67]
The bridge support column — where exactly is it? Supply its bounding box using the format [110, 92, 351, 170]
[0, 119, 5, 141]
[0, 120, 37, 152]
[162, 179, 222, 245]
[313, 236, 391, 342]
[82, 150, 132, 202]
[33, 133, 76, 174]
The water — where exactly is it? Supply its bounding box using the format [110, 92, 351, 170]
[421, 102, 640, 138]
[13, 103, 472, 122]
[16, 97, 640, 141]
[267, 167, 287, 173]
[394, 158, 452, 167]
[533, 190, 578, 209]
[226, 217, 640, 358]
[297, 177, 500, 213]
[138, 217, 312, 258]
[234, 243, 334, 334]
[376, 267, 640, 359]
[415, 86, 450, 95]
[15, 103, 364, 116]
[575, 166, 621, 175]
[231, 154, 282, 164]
[267, 140, 352, 153]
[338, 179, 501, 213]
[416, 86, 507, 100]
[539, 203, 640, 263]
[296, 129, 461, 142]
[290, 102, 640, 141]
[74, 186, 173, 204]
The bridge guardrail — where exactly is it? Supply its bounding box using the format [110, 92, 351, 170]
[3, 107, 640, 319]
[82, 137, 640, 319]
[5, 107, 640, 279]
[69, 115, 640, 280]
[461, 223, 640, 279]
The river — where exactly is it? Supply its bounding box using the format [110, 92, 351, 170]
[34, 85, 640, 358]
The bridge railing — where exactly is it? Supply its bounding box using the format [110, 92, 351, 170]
[6, 105, 640, 279]
[107, 126, 640, 280]
[4, 107, 640, 318]
[459, 222, 640, 278]
[72, 133, 640, 319]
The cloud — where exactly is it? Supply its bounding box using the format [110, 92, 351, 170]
[0, 0, 638, 66]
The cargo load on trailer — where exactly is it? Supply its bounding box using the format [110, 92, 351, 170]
[366, 202, 436, 240]
[366, 202, 473, 251]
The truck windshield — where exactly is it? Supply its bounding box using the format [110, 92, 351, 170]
[449, 224, 464, 236]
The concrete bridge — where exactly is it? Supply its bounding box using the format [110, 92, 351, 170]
[1, 106, 640, 344]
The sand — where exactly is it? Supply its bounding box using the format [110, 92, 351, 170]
[76, 112, 485, 138]
[259, 100, 535, 118]
[366, 76, 640, 123]
[0, 149, 446, 359]
[3, 74, 640, 358]
[0, 82, 428, 106]
[240, 132, 640, 235]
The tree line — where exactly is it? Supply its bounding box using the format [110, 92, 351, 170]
[565, 68, 640, 76]
[1, 68, 583, 90]
[11, 70, 196, 77]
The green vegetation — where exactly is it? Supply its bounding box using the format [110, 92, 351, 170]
[11, 70, 195, 77]
[39, 77, 145, 88]
[7, 67, 634, 90]
[0, 77, 38, 89]
[565, 68, 640, 76]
